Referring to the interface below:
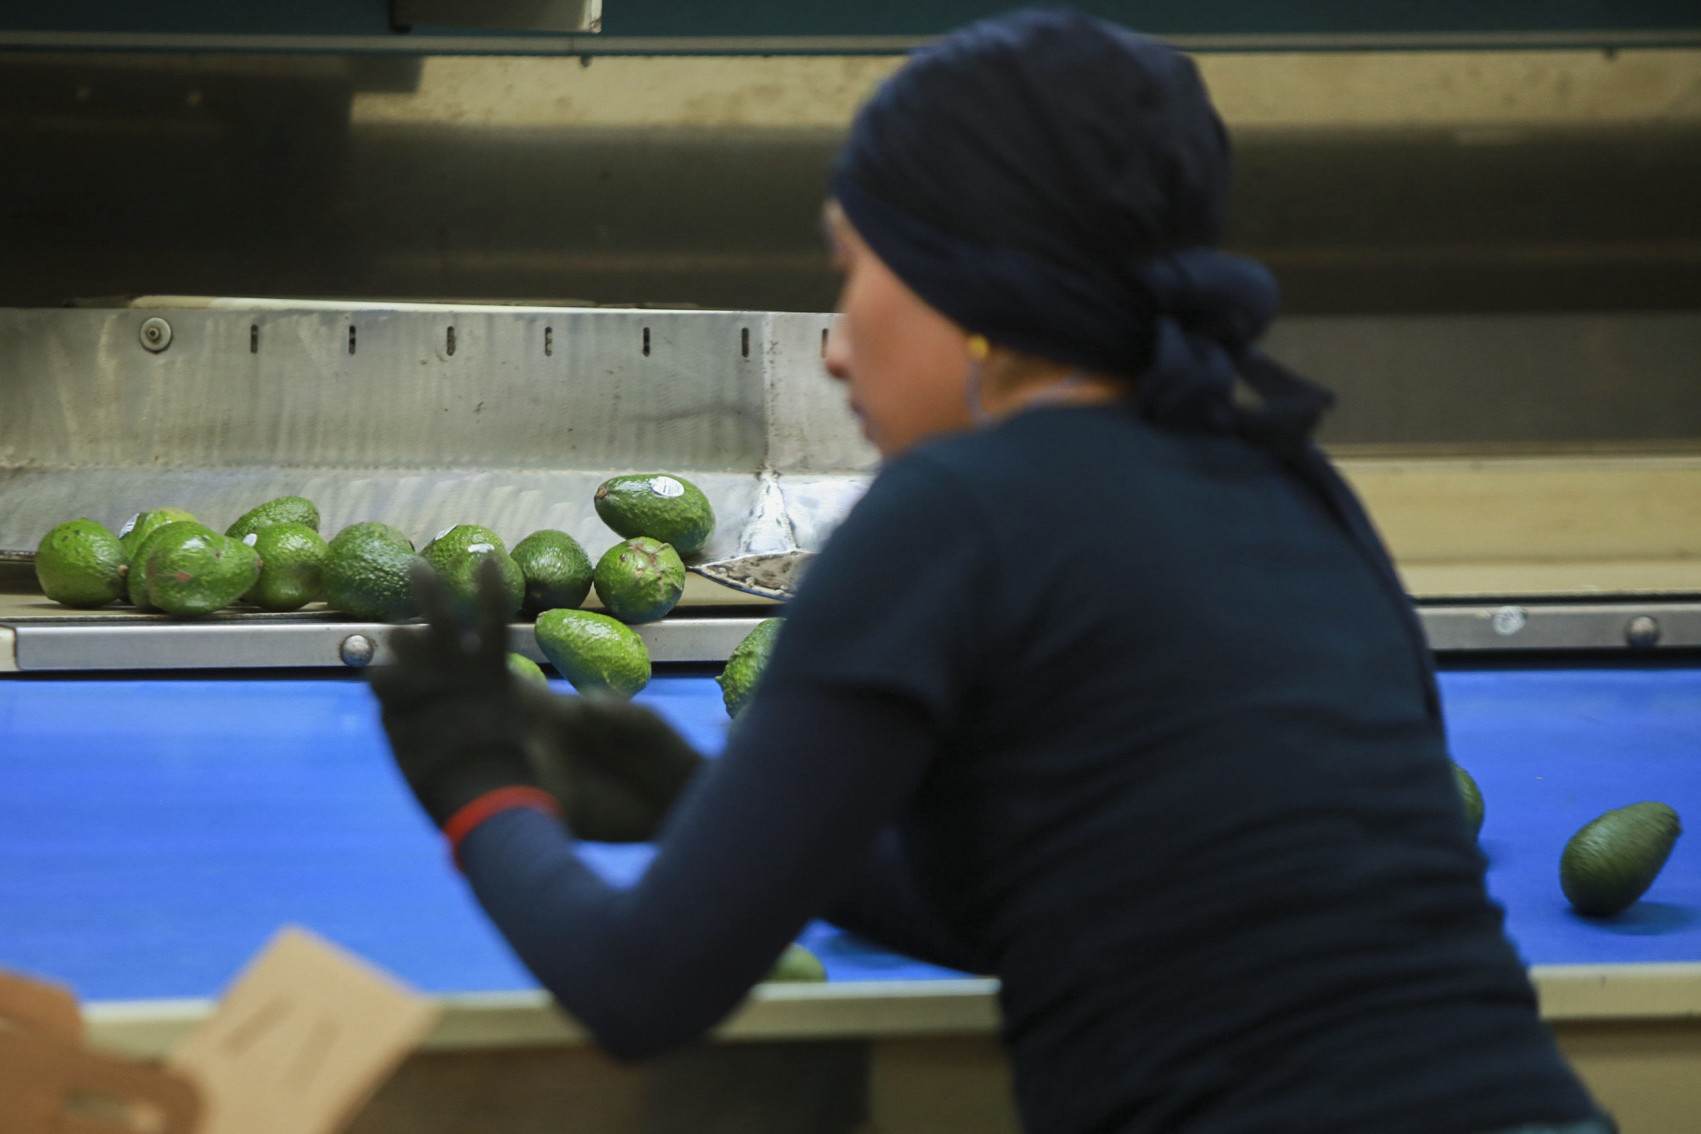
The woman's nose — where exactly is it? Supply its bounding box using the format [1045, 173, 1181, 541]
[823, 322, 852, 383]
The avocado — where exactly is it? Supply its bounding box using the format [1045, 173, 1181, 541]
[717, 618, 783, 718]
[144, 530, 262, 616]
[423, 524, 505, 559]
[118, 507, 197, 566]
[766, 944, 827, 983]
[422, 524, 524, 617]
[35, 519, 127, 607]
[1561, 801, 1682, 917]
[594, 474, 716, 558]
[592, 537, 685, 624]
[329, 522, 415, 553]
[245, 522, 329, 611]
[534, 609, 650, 697]
[508, 652, 550, 686]
[226, 495, 320, 541]
[1451, 762, 1484, 838]
[323, 532, 428, 622]
[512, 529, 594, 613]
[125, 520, 216, 609]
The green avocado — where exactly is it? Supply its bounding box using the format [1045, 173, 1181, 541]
[329, 522, 415, 553]
[423, 523, 505, 559]
[125, 520, 216, 609]
[508, 652, 550, 686]
[226, 495, 320, 540]
[422, 524, 524, 617]
[323, 532, 428, 622]
[245, 522, 330, 611]
[144, 530, 262, 616]
[512, 529, 594, 613]
[1561, 801, 1682, 917]
[717, 618, 783, 718]
[766, 944, 827, 983]
[534, 609, 650, 698]
[594, 474, 716, 558]
[35, 519, 127, 608]
[1451, 762, 1484, 839]
[592, 537, 685, 624]
[118, 507, 197, 566]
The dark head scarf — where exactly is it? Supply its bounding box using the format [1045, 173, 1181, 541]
[832, 9, 1439, 716]
[831, 6, 1331, 452]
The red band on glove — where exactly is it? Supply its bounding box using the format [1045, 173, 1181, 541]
[443, 786, 563, 869]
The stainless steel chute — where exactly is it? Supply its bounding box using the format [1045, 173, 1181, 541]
[0, 301, 877, 586]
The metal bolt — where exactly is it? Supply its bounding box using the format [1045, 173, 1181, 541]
[1625, 615, 1661, 650]
[1490, 605, 1527, 637]
[139, 316, 173, 353]
[339, 633, 377, 668]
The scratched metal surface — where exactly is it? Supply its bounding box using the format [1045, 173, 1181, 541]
[0, 304, 878, 570]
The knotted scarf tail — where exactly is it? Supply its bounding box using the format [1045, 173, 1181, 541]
[1230, 350, 1441, 719]
[1229, 350, 1333, 457]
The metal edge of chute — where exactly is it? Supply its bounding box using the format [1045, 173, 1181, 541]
[690, 468, 814, 601]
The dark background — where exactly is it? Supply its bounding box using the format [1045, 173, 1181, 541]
[2, 45, 1698, 447]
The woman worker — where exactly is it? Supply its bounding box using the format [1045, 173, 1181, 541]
[371, 10, 1608, 1134]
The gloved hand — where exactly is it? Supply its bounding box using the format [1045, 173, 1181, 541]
[372, 557, 705, 842]
[517, 684, 705, 842]
[370, 559, 537, 830]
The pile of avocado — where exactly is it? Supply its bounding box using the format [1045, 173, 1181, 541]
[1449, 763, 1682, 920]
[525, 474, 712, 699]
[30, 474, 715, 629]
[36, 498, 430, 621]
[35, 498, 328, 618]
[31, 473, 783, 706]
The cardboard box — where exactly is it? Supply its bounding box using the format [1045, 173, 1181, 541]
[0, 927, 438, 1134]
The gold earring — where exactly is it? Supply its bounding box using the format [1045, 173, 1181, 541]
[966, 334, 990, 362]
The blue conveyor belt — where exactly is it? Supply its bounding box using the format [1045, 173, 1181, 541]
[0, 667, 1695, 1003]
[1444, 666, 1701, 964]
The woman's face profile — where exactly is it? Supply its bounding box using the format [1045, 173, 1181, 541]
[822, 202, 976, 459]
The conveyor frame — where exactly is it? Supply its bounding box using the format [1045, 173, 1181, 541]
[3, 600, 1701, 671]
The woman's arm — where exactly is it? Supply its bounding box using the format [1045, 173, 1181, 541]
[457, 685, 967, 1059]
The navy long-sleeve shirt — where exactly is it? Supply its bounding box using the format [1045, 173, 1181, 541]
[459, 404, 1602, 1134]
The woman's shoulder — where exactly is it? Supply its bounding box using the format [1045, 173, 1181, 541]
[907, 403, 1159, 490]
[856, 418, 1073, 532]
[794, 440, 1010, 600]
[838, 443, 990, 539]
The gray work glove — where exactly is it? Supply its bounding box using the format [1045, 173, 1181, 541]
[374, 558, 703, 843]
[517, 681, 706, 842]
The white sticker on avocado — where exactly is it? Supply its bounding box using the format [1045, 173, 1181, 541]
[650, 476, 684, 498]
[468, 543, 495, 554]
[242, 533, 259, 547]
[118, 512, 141, 538]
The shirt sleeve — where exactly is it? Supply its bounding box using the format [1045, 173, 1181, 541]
[761, 451, 998, 731]
[457, 686, 948, 1060]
